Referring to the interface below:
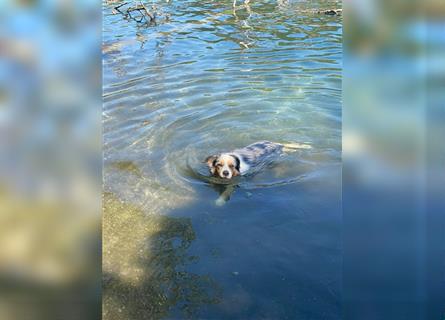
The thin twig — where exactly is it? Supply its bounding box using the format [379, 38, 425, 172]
[114, 1, 129, 12]
[139, 1, 155, 21]
[127, 5, 147, 13]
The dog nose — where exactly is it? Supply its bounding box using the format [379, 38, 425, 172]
[222, 170, 229, 177]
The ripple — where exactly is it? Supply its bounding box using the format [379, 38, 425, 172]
[103, 0, 342, 200]
[103, 2, 342, 318]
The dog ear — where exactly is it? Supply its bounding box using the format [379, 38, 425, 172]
[205, 155, 217, 165]
[232, 155, 240, 176]
[232, 155, 240, 171]
[205, 155, 218, 174]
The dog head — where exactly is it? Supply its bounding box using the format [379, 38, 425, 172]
[205, 153, 240, 179]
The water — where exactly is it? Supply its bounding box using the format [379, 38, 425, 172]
[103, 0, 341, 319]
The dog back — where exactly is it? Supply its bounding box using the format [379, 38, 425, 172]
[233, 141, 282, 166]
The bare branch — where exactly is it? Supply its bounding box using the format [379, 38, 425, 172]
[114, 1, 129, 13]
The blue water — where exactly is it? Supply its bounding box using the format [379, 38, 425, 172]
[103, 0, 341, 318]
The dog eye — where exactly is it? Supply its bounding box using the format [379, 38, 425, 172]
[229, 164, 234, 168]
[216, 164, 222, 167]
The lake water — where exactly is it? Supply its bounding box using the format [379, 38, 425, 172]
[103, 0, 341, 319]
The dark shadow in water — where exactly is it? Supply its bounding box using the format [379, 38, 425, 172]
[103, 161, 342, 319]
[162, 172, 342, 319]
[103, 192, 222, 320]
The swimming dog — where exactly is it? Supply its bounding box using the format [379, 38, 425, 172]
[205, 141, 311, 179]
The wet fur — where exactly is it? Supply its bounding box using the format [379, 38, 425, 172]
[206, 141, 287, 179]
[205, 140, 311, 205]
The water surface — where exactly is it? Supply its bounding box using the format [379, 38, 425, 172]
[103, 0, 341, 318]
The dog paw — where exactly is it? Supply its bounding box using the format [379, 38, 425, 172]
[215, 197, 226, 206]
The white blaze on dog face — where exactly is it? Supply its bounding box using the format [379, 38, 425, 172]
[206, 154, 240, 179]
